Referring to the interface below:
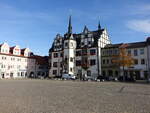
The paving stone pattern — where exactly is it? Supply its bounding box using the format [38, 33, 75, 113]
[0, 80, 150, 113]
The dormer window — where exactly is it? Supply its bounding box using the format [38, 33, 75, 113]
[0, 43, 10, 54]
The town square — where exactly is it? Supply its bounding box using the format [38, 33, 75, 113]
[0, 80, 149, 113]
[0, 0, 150, 112]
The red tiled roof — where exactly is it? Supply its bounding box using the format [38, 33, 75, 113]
[31, 55, 48, 65]
[0, 52, 34, 59]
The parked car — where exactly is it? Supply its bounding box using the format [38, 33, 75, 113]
[118, 76, 136, 82]
[84, 76, 97, 81]
[109, 76, 118, 81]
[62, 74, 76, 80]
[97, 76, 105, 81]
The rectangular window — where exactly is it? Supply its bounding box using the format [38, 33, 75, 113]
[140, 49, 144, 55]
[90, 59, 96, 65]
[90, 49, 96, 55]
[141, 59, 145, 64]
[70, 68, 73, 72]
[60, 53, 63, 57]
[87, 70, 91, 76]
[2, 57, 6, 60]
[134, 49, 138, 56]
[81, 42, 84, 45]
[53, 62, 58, 67]
[71, 42, 73, 47]
[76, 50, 81, 56]
[70, 57, 74, 62]
[82, 49, 87, 55]
[107, 59, 109, 64]
[76, 60, 81, 66]
[134, 59, 138, 65]
[128, 50, 131, 55]
[65, 42, 68, 47]
[21, 72, 24, 76]
[53, 53, 58, 58]
[109, 50, 112, 55]
[60, 62, 63, 67]
[114, 50, 118, 55]
[53, 70, 57, 75]
[103, 59, 105, 64]
[60, 70, 62, 74]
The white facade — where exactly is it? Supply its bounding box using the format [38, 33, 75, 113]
[0, 43, 36, 79]
[49, 18, 111, 79]
[63, 35, 76, 75]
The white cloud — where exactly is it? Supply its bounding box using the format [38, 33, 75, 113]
[127, 19, 150, 33]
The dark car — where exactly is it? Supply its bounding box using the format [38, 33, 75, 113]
[97, 76, 105, 81]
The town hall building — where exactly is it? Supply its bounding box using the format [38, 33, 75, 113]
[49, 16, 111, 79]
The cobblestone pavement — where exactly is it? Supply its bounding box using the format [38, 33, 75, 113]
[0, 80, 150, 113]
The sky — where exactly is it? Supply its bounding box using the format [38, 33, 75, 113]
[0, 0, 150, 56]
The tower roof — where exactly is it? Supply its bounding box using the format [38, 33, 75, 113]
[146, 37, 150, 44]
[68, 15, 72, 34]
[98, 21, 101, 30]
[83, 25, 89, 33]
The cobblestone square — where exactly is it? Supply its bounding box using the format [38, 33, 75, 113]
[0, 80, 150, 113]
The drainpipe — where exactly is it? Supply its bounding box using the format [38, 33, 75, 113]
[147, 44, 150, 82]
[0, 63, 2, 79]
[97, 47, 100, 77]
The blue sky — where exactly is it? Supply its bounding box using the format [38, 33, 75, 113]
[0, 0, 150, 56]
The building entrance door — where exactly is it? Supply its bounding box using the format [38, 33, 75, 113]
[78, 70, 82, 80]
[10, 73, 13, 78]
[2, 73, 4, 78]
[135, 71, 140, 80]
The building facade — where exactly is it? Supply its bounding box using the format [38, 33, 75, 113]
[33, 55, 49, 78]
[0, 42, 36, 78]
[49, 16, 111, 79]
[101, 38, 150, 80]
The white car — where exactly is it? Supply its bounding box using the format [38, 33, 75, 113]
[62, 74, 76, 80]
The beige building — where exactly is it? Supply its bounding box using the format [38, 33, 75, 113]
[101, 37, 150, 80]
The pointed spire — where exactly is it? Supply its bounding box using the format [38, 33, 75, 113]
[98, 21, 101, 30]
[83, 25, 88, 33]
[68, 15, 72, 34]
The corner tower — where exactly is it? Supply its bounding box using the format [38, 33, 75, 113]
[63, 16, 76, 75]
